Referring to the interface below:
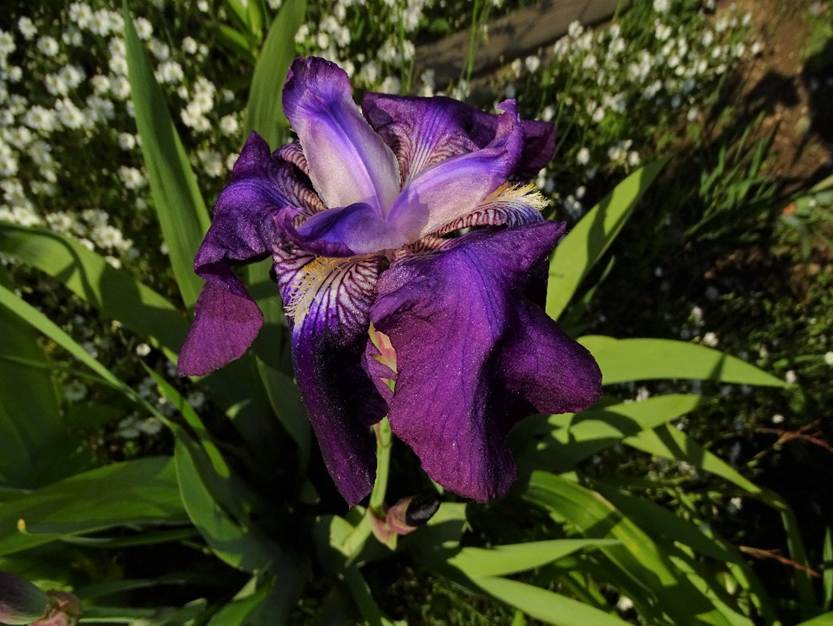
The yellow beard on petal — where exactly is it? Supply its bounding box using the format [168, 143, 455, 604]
[483, 182, 549, 211]
[284, 256, 346, 326]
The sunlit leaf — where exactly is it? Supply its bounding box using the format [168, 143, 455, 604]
[474, 576, 630, 626]
[245, 0, 306, 148]
[0, 223, 187, 355]
[449, 539, 619, 578]
[579, 336, 785, 387]
[546, 158, 668, 320]
[123, 2, 210, 308]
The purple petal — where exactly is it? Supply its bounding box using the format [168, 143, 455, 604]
[362, 93, 555, 182]
[179, 133, 316, 376]
[433, 183, 545, 235]
[277, 202, 409, 257]
[366, 221, 594, 502]
[499, 302, 601, 413]
[283, 57, 400, 213]
[273, 240, 385, 504]
[387, 100, 525, 242]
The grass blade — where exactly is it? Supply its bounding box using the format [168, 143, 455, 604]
[244, 0, 306, 148]
[0, 223, 187, 355]
[579, 336, 785, 387]
[123, 1, 210, 307]
[546, 158, 668, 320]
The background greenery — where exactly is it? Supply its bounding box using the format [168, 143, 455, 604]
[0, 0, 831, 624]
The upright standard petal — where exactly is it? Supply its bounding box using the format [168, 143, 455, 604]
[283, 57, 400, 213]
[179, 133, 317, 376]
[362, 93, 555, 183]
[273, 240, 385, 504]
[365, 222, 601, 501]
[386, 100, 525, 243]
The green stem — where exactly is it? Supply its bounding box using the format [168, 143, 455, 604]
[369, 417, 392, 516]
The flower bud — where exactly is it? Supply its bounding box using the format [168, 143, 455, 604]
[33, 592, 81, 626]
[371, 493, 442, 545]
[0, 572, 50, 625]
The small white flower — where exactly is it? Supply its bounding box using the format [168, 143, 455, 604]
[17, 17, 37, 40]
[188, 390, 207, 409]
[785, 370, 797, 385]
[118, 132, 136, 150]
[139, 417, 163, 435]
[702, 332, 719, 347]
[182, 36, 198, 55]
[156, 60, 184, 84]
[653, 0, 670, 12]
[690, 306, 704, 323]
[576, 147, 590, 165]
[582, 53, 598, 70]
[37, 36, 60, 57]
[616, 596, 634, 612]
[134, 17, 153, 40]
[824, 352, 833, 366]
[655, 22, 672, 41]
[64, 380, 88, 402]
[380, 75, 401, 94]
[524, 55, 541, 73]
[119, 166, 146, 190]
[135, 342, 151, 357]
[567, 21, 583, 38]
[728, 496, 743, 512]
[751, 41, 764, 56]
[219, 114, 239, 136]
[771, 414, 785, 424]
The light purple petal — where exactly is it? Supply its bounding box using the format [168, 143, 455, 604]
[432, 184, 545, 235]
[283, 57, 400, 213]
[365, 221, 599, 502]
[277, 202, 409, 257]
[273, 239, 385, 504]
[362, 93, 555, 182]
[179, 133, 315, 376]
[386, 100, 524, 243]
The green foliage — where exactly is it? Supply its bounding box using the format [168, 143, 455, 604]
[0, 1, 827, 624]
[123, 2, 211, 308]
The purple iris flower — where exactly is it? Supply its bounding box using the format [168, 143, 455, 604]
[178, 57, 601, 505]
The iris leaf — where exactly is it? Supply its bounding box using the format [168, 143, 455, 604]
[546, 158, 668, 321]
[0, 269, 67, 489]
[0, 223, 187, 356]
[578, 335, 786, 387]
[448, 539, 619, 578]
[523, 471, 743, 626]
[245, 0, 306, 148]
[123, 2, 210, 308]
[472, 577, 630, 626]
[0, 457, 185, 556]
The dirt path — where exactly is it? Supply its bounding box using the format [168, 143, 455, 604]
[737, 0, 832, 188]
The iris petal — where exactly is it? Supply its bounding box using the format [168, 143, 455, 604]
[178, 133, 315, 376]
[365, 222, 600, 501]
[362, 92, 555, 182]
[387, 100, 525, 243]
[278, 202, 410, 257]
[283, 57, 400, 213]
[273, 240, 385, 504]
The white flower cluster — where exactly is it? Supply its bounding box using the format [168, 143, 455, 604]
[0, 2, 244, 265]
[513, 3, 758, 219]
